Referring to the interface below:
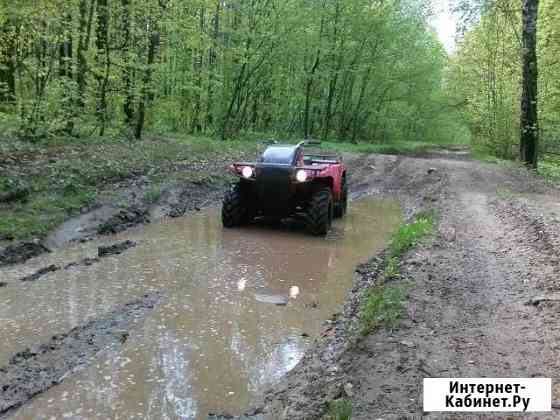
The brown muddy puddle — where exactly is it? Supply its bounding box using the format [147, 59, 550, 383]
[0, 198, 401, 419]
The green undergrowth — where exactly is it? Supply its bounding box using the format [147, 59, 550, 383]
[144, 184, 163, 204]
[0, 134, 249, 240]
[538, 156, 560, 184]
[359, 212, 436, 335]
[359, 283, 408, 335]
[388, 211, 436, 257]
[326, 399, 353, 420]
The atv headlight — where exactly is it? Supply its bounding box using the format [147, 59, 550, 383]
[295, 169, 308, 182]
[241, 166, 253, 179]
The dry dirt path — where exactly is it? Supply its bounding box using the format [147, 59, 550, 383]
[264, 153, 560, 419]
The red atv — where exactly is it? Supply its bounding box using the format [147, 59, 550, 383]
[222, 141, 348, 235]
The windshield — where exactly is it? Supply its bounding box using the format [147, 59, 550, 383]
[260, 147, 295, 164]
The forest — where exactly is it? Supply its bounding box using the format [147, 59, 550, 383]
[0, 0, 463, 145]
[0, 0, 558, 167]
[449, 0, 560, 166]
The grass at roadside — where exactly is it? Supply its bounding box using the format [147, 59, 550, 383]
[388, 212, 435, 257]
[359, 212, 436, 335]
[325, 399, 353, 420]
[0, 135, 250, 240]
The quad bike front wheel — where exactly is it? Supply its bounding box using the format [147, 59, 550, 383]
[222, 184, 249, 228]
[307, 188, 333, 236]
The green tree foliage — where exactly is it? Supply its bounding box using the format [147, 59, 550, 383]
[448, 0, 559, 160]
[0, 0, 460, 144]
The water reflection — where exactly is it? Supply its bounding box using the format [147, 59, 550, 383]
[1, 199, 402, 420]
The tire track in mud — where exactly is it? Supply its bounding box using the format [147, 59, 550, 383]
[492, 198, 560, 292]
[0, 292, 162, 418]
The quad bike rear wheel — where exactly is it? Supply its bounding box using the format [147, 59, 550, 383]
[222, 184, 249, 227]
[334, 176, 348, 218]
[307, 188, 333, 236]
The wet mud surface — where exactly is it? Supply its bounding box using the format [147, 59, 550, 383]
[0, 293, 160, 418]
[0, 195, 401, 419]
[15, 241, 138, 283]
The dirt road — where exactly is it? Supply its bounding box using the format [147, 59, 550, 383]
[264, 152, 560, 419]
[1, 149, 559, 419]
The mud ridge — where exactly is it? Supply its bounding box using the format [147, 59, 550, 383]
[97, 207, 150, 235]
[0, 242, 50, 267]
[98, 240, 137, 257]
[0, 292, 162, 418]
[19, 264, 60, 282]
[9, 241, 138, 287]
[63, 257, 100, 270]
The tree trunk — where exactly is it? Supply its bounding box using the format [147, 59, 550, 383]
[519, 0, 539, 168]
[193, 7, 205, 133]
[121, 0, 135, 127]
[59, 12, 74, 133]
[95, 0, 109, 135]
[322, 0, 342, 140]
[206, 0, 221, 129]
[59, 15, 73, 79]
[77, 0, 95, 109]
[303, 4, 326, 139]
[304, 50, 321, 139]
[135, 31, 160, 140]
[0, 24, 16, 104]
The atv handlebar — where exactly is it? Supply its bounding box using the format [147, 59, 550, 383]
[296, 140, 322, 147]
